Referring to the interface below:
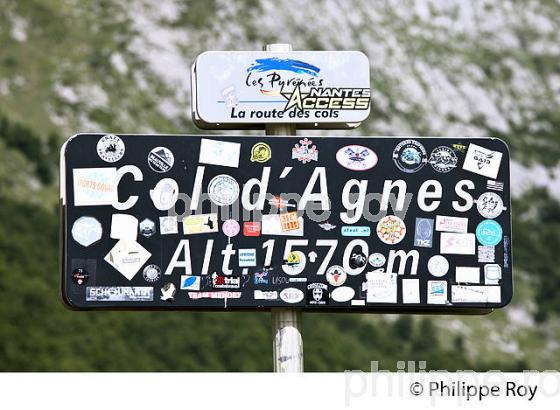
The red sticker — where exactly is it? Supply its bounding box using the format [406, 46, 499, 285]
[243, 222, 261, 237]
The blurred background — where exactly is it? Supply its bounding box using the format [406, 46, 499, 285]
[1, 0, 559, 371]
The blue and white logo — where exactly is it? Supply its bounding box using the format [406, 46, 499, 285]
[475, 220, 503, 246]
[180, 275, 201, 291]
[341, 226, 371, 236]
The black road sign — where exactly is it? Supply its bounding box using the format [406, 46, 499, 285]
[60, 134, 512, 312]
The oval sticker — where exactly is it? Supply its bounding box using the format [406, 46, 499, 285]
[280, 288, 304, 304]
[331, 287, 355, 302]
[336, 145, 378, 171]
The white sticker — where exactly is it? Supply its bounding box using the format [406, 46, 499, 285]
[110, 214, 138, 241]
[462, 143, 503, 179]
[279, 288, 304, 304]
[149, 178, 179, 210]
[104, 240, 151, 281]
[238, 248, 257, 267]
[97, 134, 125, 163]
[159, 216, 178, 235]
[283, 251, 306, 276]
[402, 279, 420, 304]
[254, 290, 278, 300]
[199, 138, 240, 168]
[208, 174, 240, 206]
[262, 214, 304, 236]
[456, 267, 480, 283]
[427, 281, 448, 305]
[183, 213, 218, 235]
[440, 233, 476, 255]
[73, 168, 118, 206]
[86, 287, 153, 302]
[427, 255, 449, 277]
[484, 264, 502, 285]
[366, 270, 397, 303]
[326, 265, 347, 287]
[435, 215, 468, 233]
[476, 192, 505, 219]
[336, 145, 378, 171]
[331, 287, 355, 303]
[451, 285, 501, 303]
[71, 216, 103, 247]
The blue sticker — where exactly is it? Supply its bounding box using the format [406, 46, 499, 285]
[414, 218, 434, 248]
[341, 226, 371, 236]
[476, 220, 503, 246]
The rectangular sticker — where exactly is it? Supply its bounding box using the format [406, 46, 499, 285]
[435, 215, 468, 233]
[183, 213, 219, 235]
[86, 287, 153, 302]
[238, 249, 257, 267]
[73, 168, 117, 206]
[366, 271, 397, 303]
[341, 226, 371, 237]
[413, 218, 434, 247]
[262, 214, 304, 236]
[180, 275, 201, 291]
[427, 281, 448, 304]
[455, 267, 480, 283]
[199, 138, 240, 168]
[451, 286, 501, 303]
[254, 290, 278, 300]
[402, 279, 420, 303]
[462, 143, 503, 179]
[440, 233, 476, 255]
[110, 214, 138, 241]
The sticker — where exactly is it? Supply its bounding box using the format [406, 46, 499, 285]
[183, 213, 218, 235]
[262, 214, 304, 236]
[254, 290, 278, 300]
[159, 216, 178, 235]
[71, 268, 89, 285]
[484, 264, 502, 285]
[452, 143, 467, 153]
[486, 180, 504, 192]
[478, 246, 495, 263]
[199, 138, 240, 168]
[349, 250, 367, 269]
[503, 236, 510, 268]
[73, 167, 117, 206]
[376, 215, 406, 245]
[149, 178, 179, 210]
[331, 287, 355, 302]
[326, 265, 347, 287]
[292, 138, 318, 163]
[142, 264, 161, 282]
[308, 251, 318, 263]
[455, 267, 480, 283]
[254, 270, 269, 285]
[435, 215, 468, 233]
[351, 300, 366, 306]
[427, 281, 448, 304]
[104, 240, 151, 280]
[366, 270, 397, 303]
[250, 142, 272, 163]
[462, 143, 503, 179]
[268, 195, 296, 209]
[475, 220, 503, 246]
[221, 86, 238, 108]
[71, 216, 103, 247]
[451, 286, 501, 303]
[208, 174, 240, 206]
[86, 287, 153, 302]
[187, 291, 241, 299]
[97, 134, 125, 163]
[392, 139, 427, 173]
[476, 192, 505, 219]
[336, 145, 378, 171]
[318, 222, 336, 231]
[341, 226, 371, 236]
[402, 279, 420, 303]
[160, 283, 176, 301]
[243, 222, 261, 236]
[110, 214, 138, 241]
[148, 146, 174, 172]
[427, 255, 449, 277]
[307, 283, 328, 305]
[428, 146, 457, 173]
[280, 211, 301, 232]
[440, 233, 476, 255]
[238, 249, 257, 267]
[212, 273, 241, 289]
[180, 275, 201, 291]
[283, 251, 306, 276]
[280, 288, 305, 304]
[222, 219, 240, 237]
[368, 253, 386, 267]
[413, 218, 433, 247]
[139, 218, 156, 237]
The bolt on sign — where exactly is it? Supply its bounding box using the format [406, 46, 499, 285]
[191, 51, 371, 129]
[60, 134, 512, 312]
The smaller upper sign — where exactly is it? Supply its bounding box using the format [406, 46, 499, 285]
[192, 51, 371, 129]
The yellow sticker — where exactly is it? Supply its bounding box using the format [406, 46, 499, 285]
[250, 142, 272, 163]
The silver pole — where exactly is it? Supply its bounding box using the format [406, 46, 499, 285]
[264, 43, 303, 372]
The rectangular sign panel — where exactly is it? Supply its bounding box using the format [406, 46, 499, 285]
[192, 51, 370, 129]
[60, 134, 512, 312]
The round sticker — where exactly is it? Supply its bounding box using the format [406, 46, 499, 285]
[392, 139, 427, 173]
[208, 174, 240, 206]
[376, 215, 406, 245]
[150, 178, 179, 210]
[477, 192, 504, 219]
[428, 146, 458, 173]
[280, 287, 304, 304]
[331, 286, 355, 303]
[335, 145, 378, 171]
[427, 255, 449, 277]
[71, 268, 89, 285]
[284, 251, 306, 276]
[97, 134, 125, 163]
[148, 146, 174, 172]
[476, 220, 503, 246]
[326, 265, 347, 287]
[143, 264, 161, 282]
[368, 253, 386, 267]
[349, 251, 367, 269]
[222, 219, 240, 237]
[250, 142, 272, 163]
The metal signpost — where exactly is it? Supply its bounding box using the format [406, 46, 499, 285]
[60, 44, 513, 374]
